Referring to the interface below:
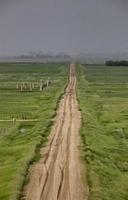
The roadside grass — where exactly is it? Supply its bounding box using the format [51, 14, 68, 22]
[76, 64, 128, 200]
[0, 63, 68, 200]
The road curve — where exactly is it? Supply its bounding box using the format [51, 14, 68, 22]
[24, 64, 87, 200]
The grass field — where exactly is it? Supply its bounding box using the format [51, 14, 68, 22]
[0, 62, 68, 200]
[77, 64, 128, 200]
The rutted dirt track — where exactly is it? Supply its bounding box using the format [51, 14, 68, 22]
[24, 64, 87, 200]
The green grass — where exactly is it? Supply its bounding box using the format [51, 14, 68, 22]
[0, 62, 68, 200]
[76, 64, 128, 200]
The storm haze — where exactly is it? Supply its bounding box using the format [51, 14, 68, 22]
[0, 0, 128, 56]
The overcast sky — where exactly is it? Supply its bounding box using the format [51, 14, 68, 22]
[0, 0, 128, 56]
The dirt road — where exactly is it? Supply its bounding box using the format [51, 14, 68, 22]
[24, 64, 87, 200]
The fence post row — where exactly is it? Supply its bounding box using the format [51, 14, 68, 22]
[16, 80, 51, 92]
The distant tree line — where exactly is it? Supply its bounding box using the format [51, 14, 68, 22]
[106, 60, 128, 66]
[16, 51, 71, 60]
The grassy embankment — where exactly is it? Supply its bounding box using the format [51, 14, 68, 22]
[76, 64, 128, 200]
[0, 63, 68, 200]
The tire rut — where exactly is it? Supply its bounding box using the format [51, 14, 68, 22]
[23, 64, 87, 200]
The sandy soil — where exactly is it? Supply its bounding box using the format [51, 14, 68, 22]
[23, 64, 87, 200]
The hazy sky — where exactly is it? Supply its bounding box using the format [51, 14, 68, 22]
[0, 0, 128, 56]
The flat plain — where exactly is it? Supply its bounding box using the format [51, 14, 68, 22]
[77, 64, 128, 200]
[0, 62, 68, 200]
[0, 62, 128, 200]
